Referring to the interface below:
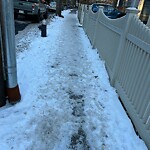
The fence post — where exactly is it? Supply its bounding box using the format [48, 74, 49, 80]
[0, 0, 21, 104]
[80, 4, 85, 25]
[92, 6, 103, 49]
[111, 7, 139, 86]
[83, 5, 89, 33]
[78, 4, 82, 24]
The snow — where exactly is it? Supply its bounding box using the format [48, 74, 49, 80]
[0, 9, 148, 150]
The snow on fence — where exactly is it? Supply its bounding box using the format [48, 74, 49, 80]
[78, 4, 150, 148]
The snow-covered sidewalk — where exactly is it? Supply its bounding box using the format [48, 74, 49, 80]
[0, 10, 148, 150]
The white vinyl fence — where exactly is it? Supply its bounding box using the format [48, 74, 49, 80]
[78, 4, 150, 148]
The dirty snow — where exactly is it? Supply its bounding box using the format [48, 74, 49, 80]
[0, 10, 148, 150]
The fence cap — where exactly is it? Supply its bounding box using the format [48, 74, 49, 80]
[126, 7, 140, 14]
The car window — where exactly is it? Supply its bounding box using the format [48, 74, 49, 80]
[102, 5, 108, 13]
[93, 4, 99, 7]
[107, 6, 115, 12]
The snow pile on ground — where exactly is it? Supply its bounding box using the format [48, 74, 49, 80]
[0, 10, 148, 150]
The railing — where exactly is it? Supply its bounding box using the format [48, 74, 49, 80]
[78, 5, 150, 148]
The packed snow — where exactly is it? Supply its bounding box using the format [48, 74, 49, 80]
[0, 9, 148, 150]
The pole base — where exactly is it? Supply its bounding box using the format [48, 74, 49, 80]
[0, 84, 6, 107]
[7, 85, 21, 104]
[0, 82, 6, 107]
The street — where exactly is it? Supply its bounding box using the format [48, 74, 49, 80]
[14, 12, 55, 35]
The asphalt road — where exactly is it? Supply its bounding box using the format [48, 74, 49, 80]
[14, 15, 32, 35]
[15, 21, 29, 35]
[15, 12, 55, 35]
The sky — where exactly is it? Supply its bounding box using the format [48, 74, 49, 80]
[0, 9, 148, 150]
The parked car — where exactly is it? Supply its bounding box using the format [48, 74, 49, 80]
[13, 0, 48, 22]
[49, 2, 64, 11]
[49, 2, 56, 11]
[91, 3, 126, 19]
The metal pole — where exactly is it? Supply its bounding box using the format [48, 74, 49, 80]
[0, 0, 21, 104]
[0, 28, 6, 107]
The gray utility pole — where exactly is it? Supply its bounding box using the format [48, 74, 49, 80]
[0, 29, 6, 107]
[0, 0, 21, 104]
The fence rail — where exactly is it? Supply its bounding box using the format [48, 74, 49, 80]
[78, 4, 150, 148]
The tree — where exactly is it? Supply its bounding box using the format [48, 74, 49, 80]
[45, 0, 50, 4]
[56, 0, 64, 17]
